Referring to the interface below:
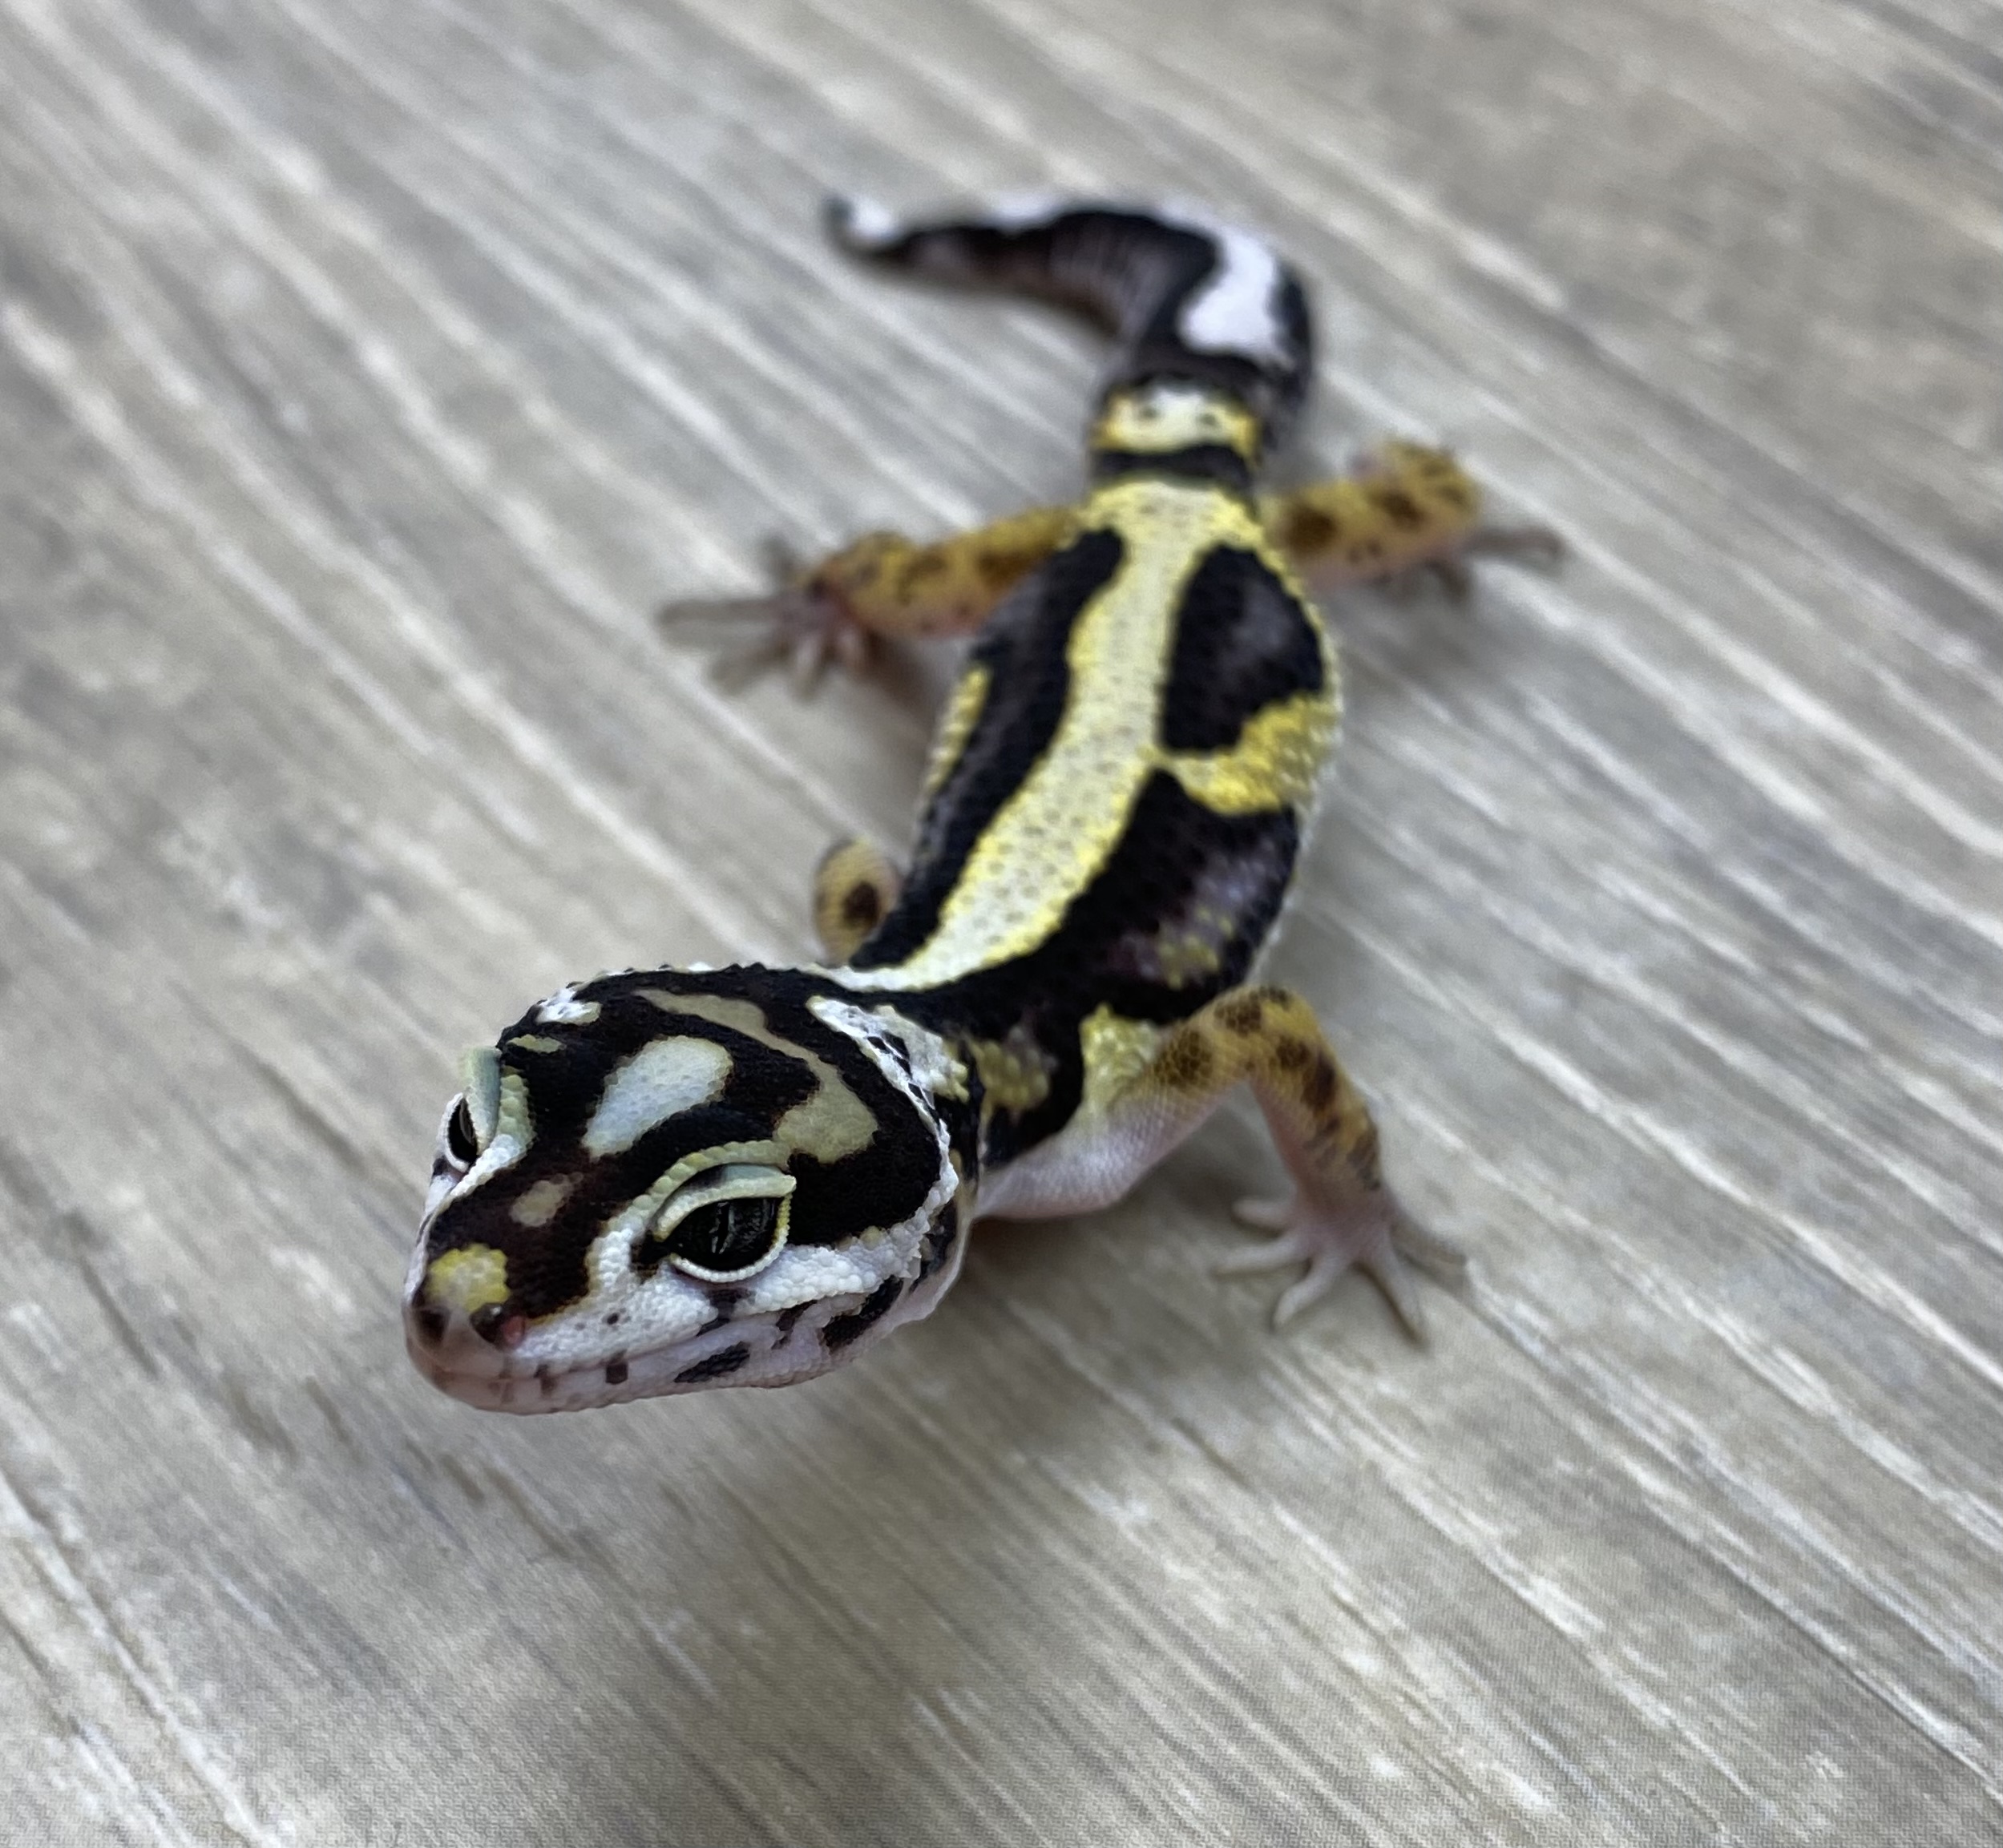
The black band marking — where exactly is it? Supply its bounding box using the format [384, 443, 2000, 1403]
[918, 1199, 960, 1281]
[675, 1342, 750, 1385]
[853, 529, 1125, 970]
[1089, 443, 1254, 494]
[830, 199, 1312, 450]
[693, 1286, 749, 1334]
[823, 1277, 905, 1349]
[899, 776, 1298, 1168]
[1161, 547, 1324, 753]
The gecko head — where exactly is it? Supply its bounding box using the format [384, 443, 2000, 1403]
[402, 965, 977, 1413]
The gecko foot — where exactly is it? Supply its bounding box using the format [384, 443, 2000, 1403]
[657, 538, 874, 692]
[1217, 1188, 1465, 1336]
[1460, 522, 1565, 568]
[1386, 523, 1565, 603]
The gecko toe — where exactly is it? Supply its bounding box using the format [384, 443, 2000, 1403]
[1230, 1193, 1294, 1233]
[1214, 1225, 1317, 1276]
[1222, 1187, 1439, 1340]
[1391, 1211, 1468, 1280]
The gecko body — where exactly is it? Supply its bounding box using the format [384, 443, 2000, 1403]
[405, 197, 1537, 1412]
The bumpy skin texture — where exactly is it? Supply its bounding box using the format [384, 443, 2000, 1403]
[406, 196, 1528, 1413]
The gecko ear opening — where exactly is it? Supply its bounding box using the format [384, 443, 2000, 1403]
[638, 1161, 796, 1283]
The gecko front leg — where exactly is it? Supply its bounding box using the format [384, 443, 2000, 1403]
[663, 504, 1075, 688]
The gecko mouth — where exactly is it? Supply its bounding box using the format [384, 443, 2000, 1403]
[403, 1265, 947, 1414]
[405, 1320, 805, 1414]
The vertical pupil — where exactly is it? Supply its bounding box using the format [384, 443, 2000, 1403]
[668, 1196, 778, 1271]
[446, 1100, 479, 1164]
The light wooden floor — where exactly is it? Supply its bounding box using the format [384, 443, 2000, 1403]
[2, 1, 1997, 1842]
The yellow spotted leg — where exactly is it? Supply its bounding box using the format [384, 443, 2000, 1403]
[812, 837, 903, 963]
[664, 505, 1075, 688]
[1187, 987, 1463, 1332]
[1262, 442, 1561, 597]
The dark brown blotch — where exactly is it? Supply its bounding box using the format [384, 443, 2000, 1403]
[840, 882, 882, 930]
[1302, 1053, 1339, 1116]
[1372, 486, 1427, 529]
[1279, 505, 1338, 552]
[827, 553, 882, 591]
[1270, 1035, 1313, 1072]
[1216, 993, 1266, 1036]
[605, 1358, 630, 1386]
[895, 552, 948, 596]
[1155, 1027, 1215, 1092]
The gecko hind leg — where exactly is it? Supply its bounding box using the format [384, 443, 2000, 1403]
[1197, 985, 1462, 1334]
[812, 837, 904, 962]
[983, 985, 1460, 1337]
[1218, 1153, 1464, 1334]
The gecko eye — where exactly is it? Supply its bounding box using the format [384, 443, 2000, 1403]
[664, 1196, 782, 1277]
[446, 1044, 503, 1169]
[637, 1161, 794, 1283]
[445, 1099, 479, 1167]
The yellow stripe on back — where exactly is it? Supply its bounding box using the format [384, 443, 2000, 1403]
[858, 478, 1327, 991]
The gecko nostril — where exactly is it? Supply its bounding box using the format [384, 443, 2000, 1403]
[409, 1304, 448, 1348]
[469, 1304, 528, 1350]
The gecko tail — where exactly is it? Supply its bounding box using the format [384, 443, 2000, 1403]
[826, 192, 1314, 452]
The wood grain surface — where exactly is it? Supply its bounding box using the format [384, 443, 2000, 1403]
[2, 0, 1997, 1842]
